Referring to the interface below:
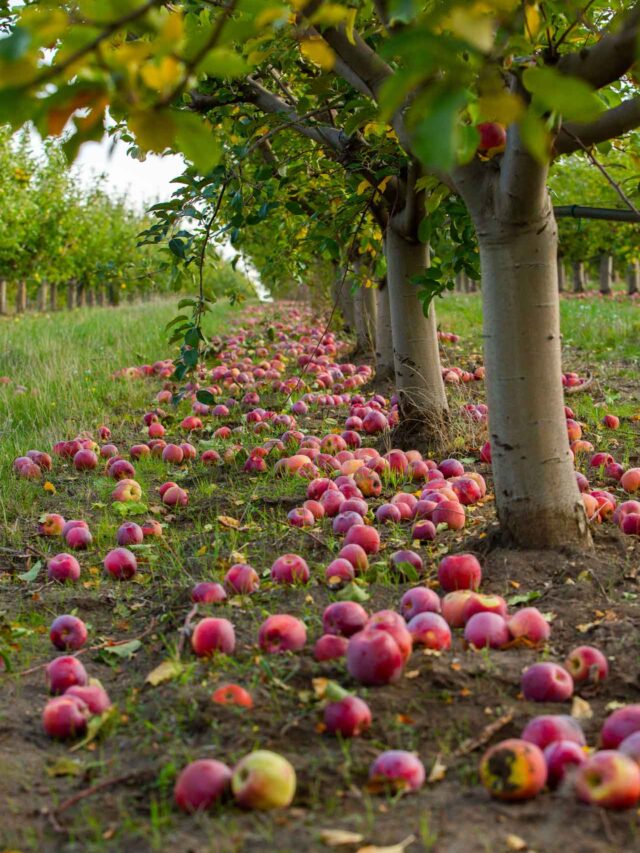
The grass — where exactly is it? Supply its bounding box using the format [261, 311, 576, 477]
[0, 299, 231, 474]
[435, 292, 640, 361]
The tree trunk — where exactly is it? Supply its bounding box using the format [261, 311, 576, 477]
[0, 280, 7, 315]
[108, 284, 117, 306]
[97, 287, 106, 307]
[572, 261, 585, 293]
[627, 260, 639, 296]
[332, 273, 355, 332]
[77, 283, 86, 308]
[67, 282, 76, 310]
[476, 217, 589, 548]
[468, 278, 478, 293]
[49, 282, 58, 311]
[353, 285, 376, 353]
[16, 281, 26, 313]
[455, 272, 464, 293]
[37, 282, 48, 312]
[374, 280, 394, 381]
[86, 288, 95, 307]
[599, 255, 613, 295]
[385, 224, 448, 430]
[557, 255, 565, 293]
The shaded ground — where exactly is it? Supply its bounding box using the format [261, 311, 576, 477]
[1, 296, 639, 853]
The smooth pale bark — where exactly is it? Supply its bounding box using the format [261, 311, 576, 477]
[628, 260, 639, 295]
[353, 285, 376, 352]
[599, 255, 613, 295]
[0, 280, 7, 315]
[16, 281, 26, 313]
[374, 281, 394, 380]
[385, 225, 448, 427]
[67, 282, 76, 310]
[49, 282, 57, 311]
[477, 218, 589, 548]
[37, 282, 48, 311]
[572, 261, 585, 293]
[557, 256, 566, 292]
[332, 273, 355, 332]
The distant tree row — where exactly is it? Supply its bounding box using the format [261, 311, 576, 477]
[0, 128, 255, 313]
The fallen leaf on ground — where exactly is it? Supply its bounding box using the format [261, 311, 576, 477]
[145, 659, 183, 686]
[428, 756, 447, 783]
[320, 828, 364, 847]
[357, 836, 415, 853]
[571, 696, 593, 720]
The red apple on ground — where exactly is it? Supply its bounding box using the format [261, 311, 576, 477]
[521, 714, 586, 749]
[324, 695, 372, 737]
[521, 662, 574, 702]
[103, 547, 137, 580]
[162, 485, 188, 506]
[601, 705, 640, 749]
[50, 615, 88, 651]
[141, 519, 163, 538]
[338, 543, 369, 573]
[442, 590, 477, 628]
[479, 739, 547, 801]
[192, 582, 227, 604]
[47, 553, 81, 583]
[461, 593, 508, 623]
[270, 554, 310, 584]
[322, 601, 368, 637]
[438, 553, 482, 592]
[174, 759, 232, 813]
[464, 612, 510, 649]
[258, 615, 307, 653]
[46, 656, 88, 694]
[225, 563, 260, 594]
[544, 740, 586, 788]
[324, 558, 355, 583]
[38, 513, 66, 536]
[231, 750, 296, 809]
[368, 750, 425, 792]
[65, 526, 93, 550]
[65, 684, 111, 714]
[565, 645, 609, 683]
[191, 617, 235, 656]
[116, 521, 144, 546]
[619, 732, 640, 765]
[42, 695, 90, 739]
[507, 607, 551, 644]
[314, 634, 349, 661]
[73, 449, 98, 471]
[407, 612, 452, 650]
[344, 523, 380, 554]
[400, 587, 441, 621]
[346, 628, 404, 686]
[575, 750, 640, 809]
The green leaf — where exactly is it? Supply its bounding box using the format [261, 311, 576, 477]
[18, 560, 42, 582]
[70, 705, 119, 752]
[196, 389, 216, 405]
[197, 47, 249, 79]
[173, 112, 222, 175]
[112, 501, 148, 517]
[0, 26, 31, 61]
[523, 67, 604, 122]
[507, 590, 541, 606]
[411, 88, 468, 172]
[336, 582, 370, 603]
[47, 757, 84, 777]
[518, 111, 551, 164]
[100, 640, 142, 660]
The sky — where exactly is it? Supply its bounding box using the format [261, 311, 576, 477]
[72, 135, 186, 210]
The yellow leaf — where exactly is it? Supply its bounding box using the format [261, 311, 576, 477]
[140, 56, 183, 94]
[478, 91, 524, 125]
[129, 111, 175, 153]
[217, 515, 240, 528]
[196, 545, 207, 556]
[43, 481, 56, 493]
[524, 2, 541, 39]
[145, 659, 183, 686]
[356, 179, 370, 196]
[300, 37, 335, 71]
[571, 696, 593, 720]
[447, 8, 495, 52]
[377, 175, 391, 193]
[320, 829, 364, 847]
[357, 837, 415, 853]
[47, 757, 84, 777]
[160, 10, 184, 45]
[427, 756, 447, 783]
[345, 8, 357, 45]
[506, 835, 528, 852]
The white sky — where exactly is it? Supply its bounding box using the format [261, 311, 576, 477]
[72, 135, 186, 210]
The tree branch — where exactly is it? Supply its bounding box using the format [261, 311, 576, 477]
[314, 24, 394, 100]
[555, 4, 640, 89]
[554, 97, 640, 155]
